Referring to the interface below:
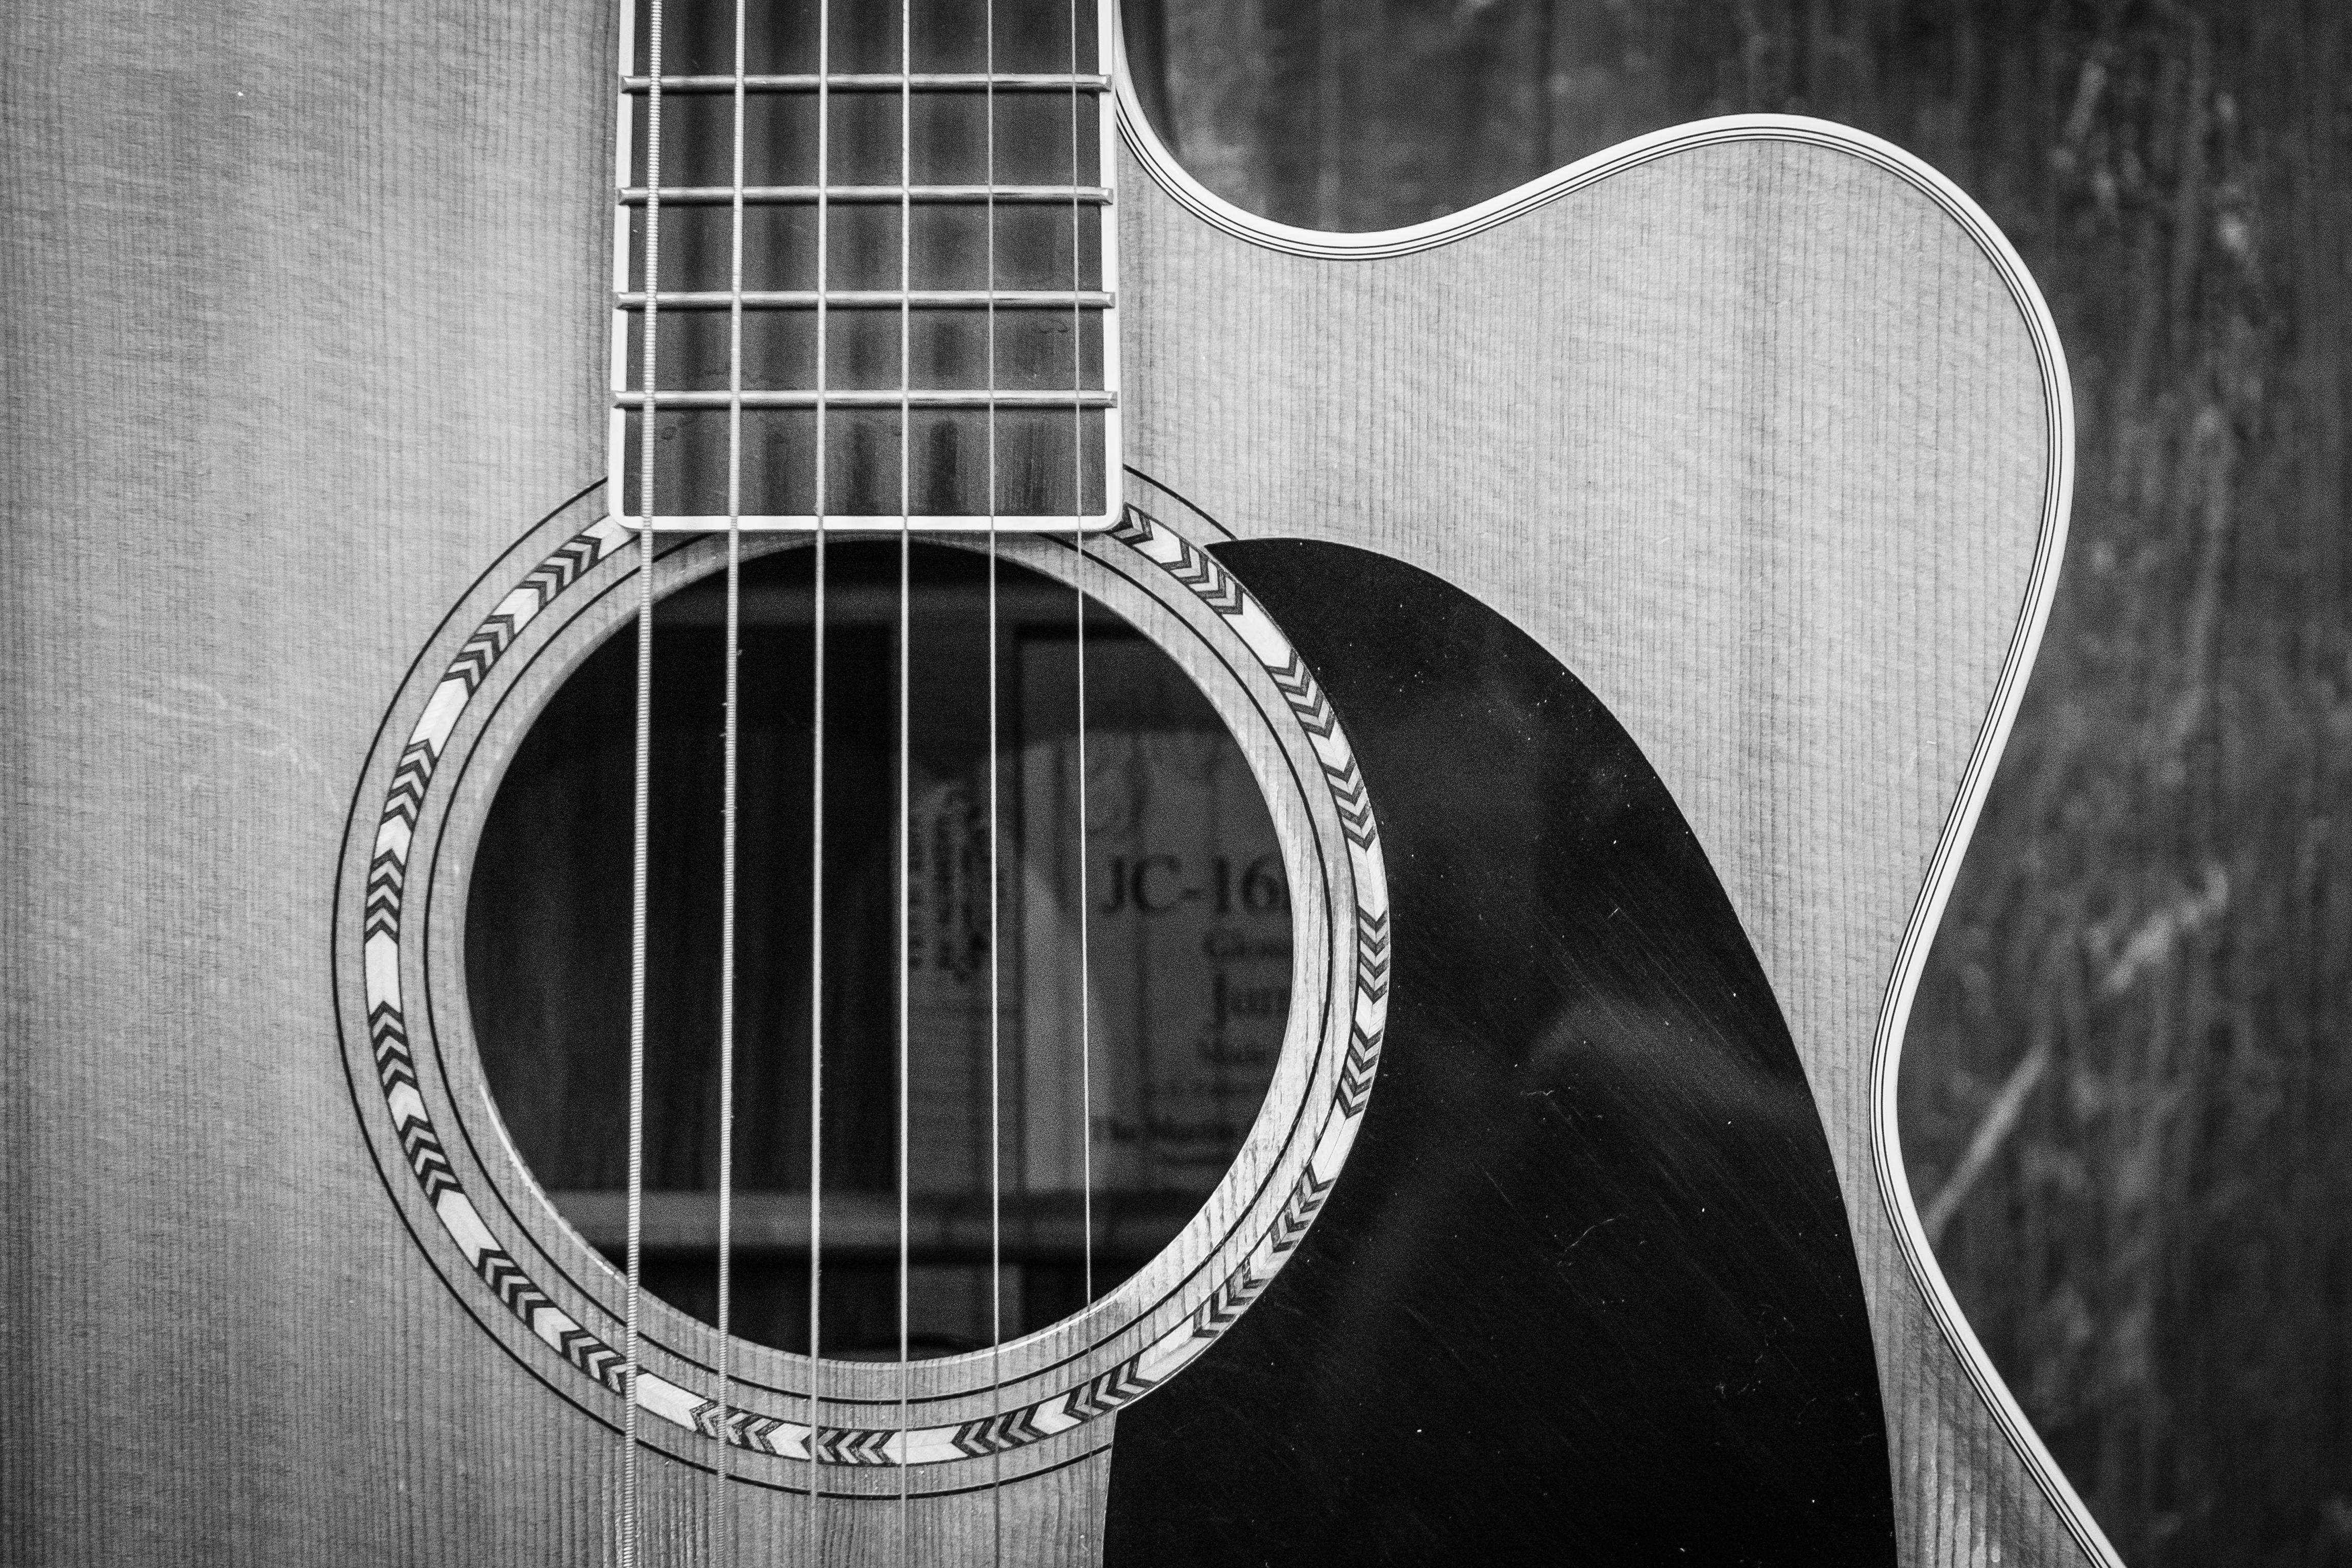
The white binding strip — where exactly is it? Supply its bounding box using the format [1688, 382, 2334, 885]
[1115, 52, 2119, 1568]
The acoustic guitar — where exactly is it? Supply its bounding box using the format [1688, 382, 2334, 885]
[3, 0, 2123, 1563]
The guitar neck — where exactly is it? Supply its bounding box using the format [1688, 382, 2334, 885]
[611, 0, 1122, 530]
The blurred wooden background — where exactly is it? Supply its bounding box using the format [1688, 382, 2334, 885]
[1122, 2, 2352, 1563]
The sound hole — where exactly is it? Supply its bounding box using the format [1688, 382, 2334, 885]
[464, 541, 1293, 1357]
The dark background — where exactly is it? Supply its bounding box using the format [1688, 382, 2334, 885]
[1120, 3, 2352, 1564]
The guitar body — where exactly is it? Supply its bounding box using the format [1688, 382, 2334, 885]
[1, 2, 2108, 1565]
[1113, 120, 2088, 1567]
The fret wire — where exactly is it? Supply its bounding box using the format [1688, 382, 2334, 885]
[619, 184, 1110, 205]
[806, 0, 829, 1541]
[610, 0, 1123, 533]
[616, 389, 1115, 408]
[617, 289, 1113, 309]
[895, 0, 912, 1545]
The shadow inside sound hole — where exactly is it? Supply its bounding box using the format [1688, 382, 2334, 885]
[597, 1250, 1150, 1360]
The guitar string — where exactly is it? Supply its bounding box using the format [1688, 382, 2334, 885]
[895, 0, 913, 1551]
[807, 0, 831, 1544]
[623, 9, 1102, 1550]
[985, 0, 1004, 1557]
[712, 0, 748, 1551]
[1070, 0, 1094, 1318]
[616, 12, 1111, 1554]
[622, 0, 665, 1556]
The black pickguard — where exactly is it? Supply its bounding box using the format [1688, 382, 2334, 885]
[1103, 540, 1896, 1565]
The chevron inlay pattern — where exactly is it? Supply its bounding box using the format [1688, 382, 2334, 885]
[728, 1410, 793, 1456]
[951, 1404, 1050, 1459]
[397, 1115, 459, 1204]
[383, 739, 436, 831]
[368, 1002, 416, 1096]
[354, 505, 1388, 1471]
[1270, 1165, 1337, 1255]
[362, 847, 404, 940]
[1268, 647, 1338, 739]
[1358, 911, 1391, 999]
[813, 1427, 896, 1467]
[1338, 1022, 1382, 1120]
[1065, 1356, 1155, 1423]
[1191, 1255, 1273, 1338]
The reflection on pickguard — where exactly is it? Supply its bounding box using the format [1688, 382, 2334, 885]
[1105, 538, 1898, 1566]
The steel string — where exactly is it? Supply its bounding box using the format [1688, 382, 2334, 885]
[895, 0, 914, 1553]
[985, 0, 1005, 1557]
[806, 0, 832, 1547]
[621, 0, 666, 1557]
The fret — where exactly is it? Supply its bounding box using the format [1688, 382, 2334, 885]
[620, 183, 1111, 206]
[621, 97, 1102, 193]
[614, 405, 1108, 521]
[622, 71, 1110, 93]
[617, 301, 1103, 393]
[617, 288, 1112, 309]
[617, 388, 1115, 408]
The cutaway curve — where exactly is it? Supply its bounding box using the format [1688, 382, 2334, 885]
[1105, 537, 1896, 1564]
[1109, 54, 2115, 1567]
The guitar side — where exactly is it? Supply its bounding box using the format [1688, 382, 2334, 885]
[1117, 97, 2113, 1568]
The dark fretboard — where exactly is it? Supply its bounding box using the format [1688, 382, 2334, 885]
[612, 0, 1117, 528]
